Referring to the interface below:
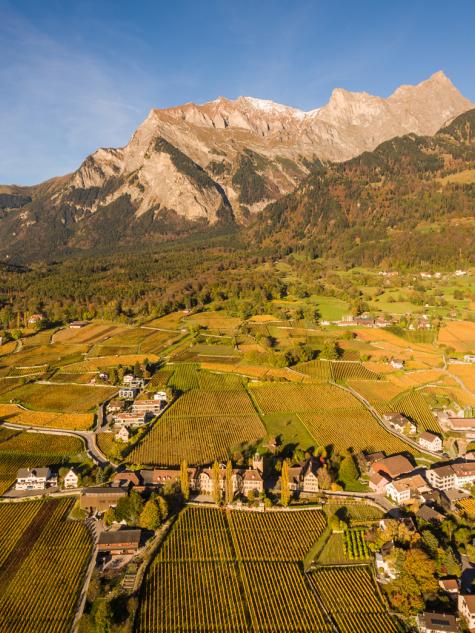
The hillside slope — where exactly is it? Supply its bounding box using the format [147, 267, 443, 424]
[253, 109, 475, 267]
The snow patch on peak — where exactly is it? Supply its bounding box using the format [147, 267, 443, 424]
[239, 96, 306, 118]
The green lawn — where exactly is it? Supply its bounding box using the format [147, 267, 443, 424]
[261, 412, 316, 452]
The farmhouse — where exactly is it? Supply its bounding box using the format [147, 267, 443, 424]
[80, 487, 127, 512]
[107, 399, 126, 413]
[385, 474, 429, 505]
[390, 358, 405, 370]
[69, 321, 88, 328]
[97, 529, 141, 556]
[281, 457, 320, 494]
[113, 412, 146, 427]
[63, 468, 79, 489]
[464, 354, 475, 363]
[116, 426, 130, 442]
[417, 612, 458, 633]
[419, 431, 442, 452]
[123, 375, 145, 389]
[371, 454, 414, 479]
[368, 472, 390, 494]
[16, 467, 57, 490]
[112, 471, 143, 489]
[384, 413, 416, 434]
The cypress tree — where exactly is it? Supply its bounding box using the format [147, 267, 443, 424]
[180, 459, 190, 500]
[281, 459, 290, 506]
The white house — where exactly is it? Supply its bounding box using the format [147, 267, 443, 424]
[113, 412, 146, 428]
[131, 400, 163, 416]
[384, 412, 416, 434]
[118, 386, 140, 399]
[464, 355, 475, 363]
[458, 594, 475, 630]
[116, 426, 130, 443]
[386, 474, 429, 505]
[16, 467, 57, 490]
[418, 432, 442, 452]
[390, 358, 405, 370]
[241, 468, 264, 496]
[63, 468, 79, 489]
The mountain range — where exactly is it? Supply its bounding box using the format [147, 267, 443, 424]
[0, 71, 473, 263]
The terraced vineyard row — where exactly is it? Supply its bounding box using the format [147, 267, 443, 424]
[138, 507, 397, 633]
[296, 360, 381, 382]
[129, 413, 265, 466]
[310, 567, 399, 633]
[249, 383, 360, 414]
[297, 408, 416, 455]
[390, 390, 441, 434]
[168, 389, 257, 417]
[0, 498, 93, 633]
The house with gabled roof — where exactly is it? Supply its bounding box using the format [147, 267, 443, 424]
[16, 467, 57, 490]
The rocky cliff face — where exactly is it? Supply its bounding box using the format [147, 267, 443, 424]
[0, 71, 472, 261]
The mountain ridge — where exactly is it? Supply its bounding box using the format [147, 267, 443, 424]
[0, 71, 472, 263]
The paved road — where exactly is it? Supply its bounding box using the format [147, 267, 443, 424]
[1, 420, 110, 467]
[334, 381, 442, 461]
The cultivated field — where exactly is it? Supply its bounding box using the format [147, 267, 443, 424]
[0, 403, 93, 430]
[138, 507, 397, 633]
[0, 498, 93, 633]
[0, 382, 116, 413]
[137, 507, 331, 633]
[438, 321, 475, 353]
[390, 391, 442, 434]
[249, 382, 416, 455]
[309, 567, 399, 633]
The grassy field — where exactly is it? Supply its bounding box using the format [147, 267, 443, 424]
[0, 498, 93, 632]
[0, 382, 116, 413]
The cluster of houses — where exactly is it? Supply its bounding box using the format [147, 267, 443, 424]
[78, 454, 322, 511]
[15, 467, 78, 491]
[382, 412, 443, 452]
[368, 450, 475, 509]
[106, 374, 168, 442]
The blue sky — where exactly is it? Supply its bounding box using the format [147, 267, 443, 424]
[1, 0, 474, 185]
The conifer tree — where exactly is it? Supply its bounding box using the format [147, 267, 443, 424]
[212, 460, 221, 504]
[281, 459, 290, 506]
[225, 460, 233, 504]
[180, 459, 190, 500]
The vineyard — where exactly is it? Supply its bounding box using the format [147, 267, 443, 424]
[344, 529, 371, 560]
[390, 390, 442, 434]
[0, 403, 93, 430]
[0, 498, 93, 633]
[295, 360, 381, 382]
[297, 409, 415, 455]
[0, 431, 83, 494]
[129, 412, 265, 466]
[0, 382, 116, 413]
[138, 507, 398, 633]
[249, 383, 359, 415]
[347, 380, 404, 414]
[309, 567, 399, 633]
[130, 385, 266, 466]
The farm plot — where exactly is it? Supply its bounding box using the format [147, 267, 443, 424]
[249, 383, 358, 415]
[0, 403, 93, 430]
[139, 330, 184, 354]
[331, 362, 381, 382]
[0, 498, 93, 633]
[129, 412, 265, 466]
[250, 382, 416, 455]
[0, 382, 116, 413]
[137, 507, 331, 633]
[345, 529, 371, 560]
[228, 510, 326, 561]
[0, 431, 84, 494]
[168, 389, 257, 418]
[63, 354, 159, 374]
[309, 566, 399, 633]
[348, 380, 406, 413]
[390, 391, 441, 434]
[183, 311, 242, 334]
[54, 322, 127, 344]
[297, 409, 414, 455]
[448, 364, 475, 392]
[438, 320, 475, 353]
